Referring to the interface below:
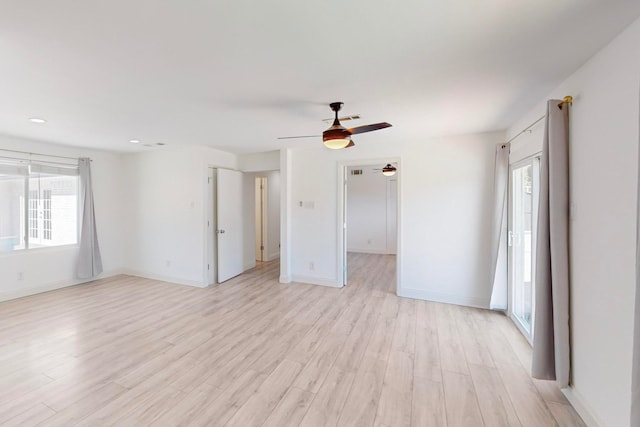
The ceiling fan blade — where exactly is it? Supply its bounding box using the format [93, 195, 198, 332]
[346, 140, 355, 148]
[276, 135, 320, 140]
[348, 122, 392, 135]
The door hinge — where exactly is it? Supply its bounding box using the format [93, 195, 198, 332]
[260, 245, 264, 250]
[208, 264, 210, 270]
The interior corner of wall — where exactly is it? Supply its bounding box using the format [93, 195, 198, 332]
[561, 387, 605, 427]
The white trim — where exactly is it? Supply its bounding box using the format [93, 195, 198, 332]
[279, 275, 291, 283]
[397, 286, 489, 309]
[561, 387, 605, 427]
[121, 269, 207, 288]
[0, 269, 124, 302]
[347, 248, 395, 255]
[337, 157, 401, 290]
[267, 252, 280, 262]
[291, 274, 342, 288]
[508, 312, 534, 345]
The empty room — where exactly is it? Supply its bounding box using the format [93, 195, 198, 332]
[0, 1, 639, 426]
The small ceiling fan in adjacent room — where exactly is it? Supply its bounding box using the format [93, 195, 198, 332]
[373, 163, 397, 176]
[277, 102, 392, 149]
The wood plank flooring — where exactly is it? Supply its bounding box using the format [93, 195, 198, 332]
[0, 253, 586, 426]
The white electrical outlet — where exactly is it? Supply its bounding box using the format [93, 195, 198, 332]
[17, 272, 23, 281]
[165, 260, 171, 268]
[309, 262, 314, 271]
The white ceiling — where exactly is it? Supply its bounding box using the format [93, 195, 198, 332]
[1, 1, 639, 154]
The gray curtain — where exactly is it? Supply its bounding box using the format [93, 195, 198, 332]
[489, 143, 510, 310]
[531, 100, 571, 387]
[77, 158, 103, 279]
[632, 92, 640, 427]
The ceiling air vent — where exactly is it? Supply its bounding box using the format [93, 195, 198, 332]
[350, 169, 363, 176]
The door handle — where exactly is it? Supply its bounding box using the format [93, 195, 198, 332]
[219, 229, 225, 234]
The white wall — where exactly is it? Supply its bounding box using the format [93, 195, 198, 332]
[237, 150, 280, 172]
[346, 166, 396, 254]
[285, 131, 501, 305]
[0, 135, 125, 301]
[122, 146, 237, 287]
[507, 16, 640, 427]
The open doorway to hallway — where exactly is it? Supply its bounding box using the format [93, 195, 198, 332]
[342, 163, 398, 291]
[248, 170, 281, 265]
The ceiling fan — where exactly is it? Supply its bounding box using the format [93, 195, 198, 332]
[373, 163, 397, 176]
[277, 102, 392, 149]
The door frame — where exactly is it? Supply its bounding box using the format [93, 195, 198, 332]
[336, 157, 401, 292]
[255, 176, 269, 262]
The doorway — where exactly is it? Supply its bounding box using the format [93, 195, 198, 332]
[248, 170, 280, 264]
[508, 156, 540, 340]
[255, 176, 268, 262]
[339, 161, 399, 289]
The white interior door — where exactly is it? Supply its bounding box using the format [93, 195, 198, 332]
[217, 168, 244, 283]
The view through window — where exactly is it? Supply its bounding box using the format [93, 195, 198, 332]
[0, 161, 79, 252]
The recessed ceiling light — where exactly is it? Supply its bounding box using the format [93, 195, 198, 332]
[129, 139, 141, 144]
[28, 118, 47, 124]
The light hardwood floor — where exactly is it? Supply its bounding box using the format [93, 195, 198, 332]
[0, 253, 586, 426]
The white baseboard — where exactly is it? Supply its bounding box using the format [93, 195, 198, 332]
[0, 269, 124, 303]
[562, 387, 604, 427]
[121, 269, 207, 288]
[279, 275, 291, 284]
[267, 252, 280, 262]
[291, 274, 342, 288]
[347, 248, 395, 255]
[397, 287, 489, 309]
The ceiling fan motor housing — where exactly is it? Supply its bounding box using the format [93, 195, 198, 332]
[322, 125, 350, 142]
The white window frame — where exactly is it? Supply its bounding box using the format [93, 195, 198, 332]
[0, 159, 80, 253]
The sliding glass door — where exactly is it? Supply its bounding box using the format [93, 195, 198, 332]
[508, 157, 540, 340]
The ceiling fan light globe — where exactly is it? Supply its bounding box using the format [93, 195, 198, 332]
[324, 138, 351, 149]
[382, 164, 397, 176]
[323, 125, 351, 149]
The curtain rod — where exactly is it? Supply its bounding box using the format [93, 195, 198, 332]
[505, 96, 573, 145]
[0, 147, 84, 161]
[0, 155, 79, 167]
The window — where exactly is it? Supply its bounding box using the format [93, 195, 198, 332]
[0, 160, 79, 252]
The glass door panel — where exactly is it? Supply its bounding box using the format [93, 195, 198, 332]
[509, 159, 539, 339]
